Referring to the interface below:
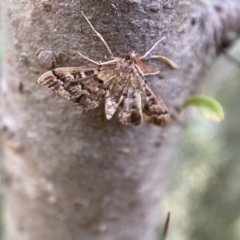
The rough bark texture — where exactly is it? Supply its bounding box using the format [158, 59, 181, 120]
[1, 1, 240, 240]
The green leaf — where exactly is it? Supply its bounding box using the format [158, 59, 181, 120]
[181, 95, 225, 123]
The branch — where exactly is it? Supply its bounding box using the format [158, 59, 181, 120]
[1, 1, 240, 240]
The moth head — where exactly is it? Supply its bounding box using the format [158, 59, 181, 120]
[124, 51, 136, 62]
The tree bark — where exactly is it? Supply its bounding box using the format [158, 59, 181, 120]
[1, 1, 240, 240]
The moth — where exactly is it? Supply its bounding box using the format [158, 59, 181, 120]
[38, 12, 172, 127]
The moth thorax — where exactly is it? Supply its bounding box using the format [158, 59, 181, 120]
[124, 51, 136, 62]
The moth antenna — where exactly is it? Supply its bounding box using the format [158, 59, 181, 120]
[139, 37, 165, 59]
[81, 11, 115, 59]
[77, 51, 100, 65]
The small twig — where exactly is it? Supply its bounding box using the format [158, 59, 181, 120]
[161, 212, 170, 240]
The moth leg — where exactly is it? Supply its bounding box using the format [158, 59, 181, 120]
[139, 37, 165, 59]
[77, 51, 100, 65]
[143, 71, 160, 76]
[150, 55, 179, 69]
[81, 11, 115, 59]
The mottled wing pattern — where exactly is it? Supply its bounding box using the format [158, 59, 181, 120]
[38, 61, 169, 127]
[104, 72, 129, 120]
[141, 81, 169, 127]
[117, 64, 169, 127]
[118, 82, 143, 126]
[38, 64, 117, 109]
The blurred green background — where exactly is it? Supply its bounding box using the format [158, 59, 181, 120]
[160, 39, 240, 240]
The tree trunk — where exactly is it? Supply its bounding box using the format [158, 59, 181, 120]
[1, 1, 240, 240]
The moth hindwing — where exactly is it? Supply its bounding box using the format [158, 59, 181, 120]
[38, 12, 170, 127]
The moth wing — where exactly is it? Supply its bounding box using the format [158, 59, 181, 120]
[118, 83, 143, 126]
[104, 73, 129, 120]
[38, 65, 116, 109]
[141, 81, 169, 127]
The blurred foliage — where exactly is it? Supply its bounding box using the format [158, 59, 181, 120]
[181, 95, 224, 123]
[161, 39, 240, 240]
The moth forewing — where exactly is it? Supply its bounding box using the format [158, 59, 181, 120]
[143, 106, 170, 127]
[38, 65, 114, 109]
[37, 68, 73, 99]
[118, 86, 143, 126]
[105, 75, 129, 120]
[141, 81, 170, 127]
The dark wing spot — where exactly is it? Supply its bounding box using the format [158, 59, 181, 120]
[85, 70, 95, 76]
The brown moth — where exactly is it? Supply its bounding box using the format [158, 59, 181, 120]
[38, 12, 171, 127]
